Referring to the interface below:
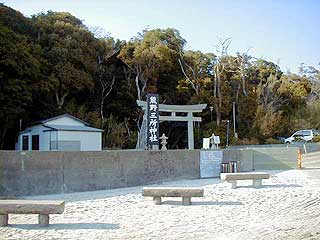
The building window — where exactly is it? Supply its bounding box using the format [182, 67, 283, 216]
[32, 135, 39, 150]
[22, 136, 29, 150]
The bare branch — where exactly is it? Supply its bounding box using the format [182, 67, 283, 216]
[124, 118, 131, 137]
[178, 58, 198, 94]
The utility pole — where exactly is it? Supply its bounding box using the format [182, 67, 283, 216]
[222, 120, 230, 147]
[209, 106, 213, 122]
[226, 120, 230, 147]
[232, 102, 238, 138]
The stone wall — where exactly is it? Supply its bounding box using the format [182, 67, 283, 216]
[222, 147, 299, 171]
[0, 150, 200, 197]
[0, 147, 299, 197]
[229, 142, 320, 154]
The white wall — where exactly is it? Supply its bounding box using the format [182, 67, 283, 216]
[48, 131, 58, 150]
[17, 125, 51, 150]
[57, 131, 102, 151]
[46, 116, 84, 126]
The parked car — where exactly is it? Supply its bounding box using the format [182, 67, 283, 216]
[275, 136, 286, 143]
[284, 129, 320, 144]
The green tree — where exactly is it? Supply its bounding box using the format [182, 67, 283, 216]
[177, 50, 215, 97]
[0, 6, 42, 148]
[32, 11, 98, 109]
[119, 28, 186, 100]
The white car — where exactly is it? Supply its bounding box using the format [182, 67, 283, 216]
[285, 129, 320, 144]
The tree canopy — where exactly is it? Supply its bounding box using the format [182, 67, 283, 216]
[0, 3, 319, 149]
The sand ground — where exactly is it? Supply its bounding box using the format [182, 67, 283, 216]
[1, 169, 320, 240]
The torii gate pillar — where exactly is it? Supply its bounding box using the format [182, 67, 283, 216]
[187, 112, 195, 149]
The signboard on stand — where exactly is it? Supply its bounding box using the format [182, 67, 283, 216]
[213, 136, 220, 145]
[200, 150, 223, 178]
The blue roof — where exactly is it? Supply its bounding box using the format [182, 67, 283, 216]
[43, 124, 104, 132]
[18, 129, 31, 134]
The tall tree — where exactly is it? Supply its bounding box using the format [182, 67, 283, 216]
[96, 38, 119, 127]
[32, 11, 98, 109]
[177, 50, 215, 97]
[212, 38, 232, 125]
[119, 28, 186, 100]
[0, 5, 42, 148]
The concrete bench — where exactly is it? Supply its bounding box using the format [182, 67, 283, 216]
[220, 172, 270, 189]
[142, 187, 204, 205]
[0, 200, 65, 227]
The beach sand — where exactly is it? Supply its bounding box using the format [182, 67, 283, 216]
[1, 169, 320, 240]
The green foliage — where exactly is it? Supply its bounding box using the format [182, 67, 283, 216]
[119, 28, 186, 100]
[312, 135, 320, 143]
[233, 137, 260, 145]
[264, 138, 282, 144]
[289, 100, 320, 132]
[104, 114, 135, 149]
[0, 4, 35, 35]
[177, 50, 215, 97]
[0, 10, 43, 148]
[32, 11, 98, 108]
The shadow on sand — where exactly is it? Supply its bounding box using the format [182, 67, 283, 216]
[9, 222, 119, 230]
[233, 184, 302, 189]
[262, 184, 303, 188]
[162, 200, 243, 206]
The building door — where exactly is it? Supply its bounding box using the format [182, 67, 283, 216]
[32, 135, 39, 150]
[22, 136, 29, 150]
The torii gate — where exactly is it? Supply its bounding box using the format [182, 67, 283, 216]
[136, 100, 207, 150]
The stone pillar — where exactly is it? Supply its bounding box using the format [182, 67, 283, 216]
[252, 179, 262, 188]
[38, 214, 49, 227]
[182, 197, 191, 205]
[187, 112, 194, 150]
[229, 180, 237, 189]
[153, 196, 161, 205]
[0, 214, 8, 226]
[151, 145, 159, 150]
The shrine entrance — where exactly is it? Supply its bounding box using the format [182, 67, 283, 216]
[136, 100, 207, 150]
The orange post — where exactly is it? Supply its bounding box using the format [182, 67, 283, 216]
[298, 149, 302, 169]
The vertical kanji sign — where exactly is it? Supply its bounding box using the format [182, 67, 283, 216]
[147, 93, 159, 147]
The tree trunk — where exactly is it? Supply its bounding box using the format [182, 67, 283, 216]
[0, 127, 7, 150]
[241, 72, 247, 96]
[235, 84, 241, 103]
[100, 94, 105, 128]
[135, 73, 141, 100]
[214, 102, 221, 126]
[178, 58, 199, 95]
[55, 92, 69, 109]
[99, 76, 115, 128]
[214, 67, 218, 97]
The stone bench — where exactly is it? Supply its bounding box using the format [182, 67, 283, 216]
[142, 187, 204, 205]
[0, 200, 65, 227]
[220, 172, 270, 189]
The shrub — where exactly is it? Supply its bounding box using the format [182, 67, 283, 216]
[264, 138, 282, 144]
[234, 137, 260, 145]
[312, 135, 320, 143]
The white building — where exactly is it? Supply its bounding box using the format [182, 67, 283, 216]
[16, 114, 103, 151]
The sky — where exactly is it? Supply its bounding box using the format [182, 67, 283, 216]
[4, 0, 320, 73]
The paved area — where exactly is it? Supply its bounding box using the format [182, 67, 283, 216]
[302, 151, 320, 187]
[303, 151, 320, 169]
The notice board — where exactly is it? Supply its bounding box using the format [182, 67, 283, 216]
[200, 150, 223, 178]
